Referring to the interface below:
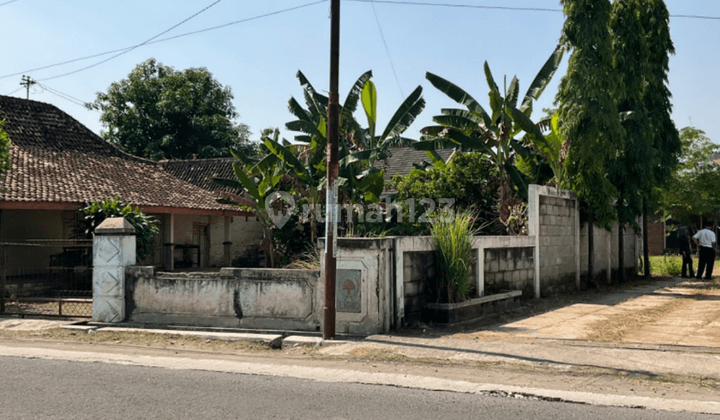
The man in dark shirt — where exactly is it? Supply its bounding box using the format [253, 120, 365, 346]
[678, 226, 694, 278]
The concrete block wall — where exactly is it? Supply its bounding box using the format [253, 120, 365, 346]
[402, 250, 435, 326]
[529, 185, 580, 297]
[483, 247, 534, 297]
[538, 194, 577, 295]
[530, 185, 639, 296]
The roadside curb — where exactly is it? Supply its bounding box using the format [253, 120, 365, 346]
[1, 344, 718, 415]
[61, 323, 355, 349]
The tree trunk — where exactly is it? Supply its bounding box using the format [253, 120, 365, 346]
[618, 223, 625, 283]
[642, 200, 650, 278]
[588, 214, 595, 288]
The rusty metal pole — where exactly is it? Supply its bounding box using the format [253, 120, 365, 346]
[323, 0, 340, 340]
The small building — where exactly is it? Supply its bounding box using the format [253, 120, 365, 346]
[0, 95, 263, 271]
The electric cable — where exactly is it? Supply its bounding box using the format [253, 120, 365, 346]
[36, 83, 87, 107]
[0, 0, 20, 7]
[39, 0, 224, 82]
[370, 0, 404, 98]
[347, 0, 720, 20]
[1, 0, 328, 81]
[4, 87, 23, 96]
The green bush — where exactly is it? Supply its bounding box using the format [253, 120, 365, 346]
[391, 152, 501, 235]
[649, 255, 683, 277]
[431, 209, 478, 303]
[78, 196, 159, 260]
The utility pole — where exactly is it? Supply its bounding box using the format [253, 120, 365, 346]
[20, 75, 35, 100]
[323, 0, 340, 340]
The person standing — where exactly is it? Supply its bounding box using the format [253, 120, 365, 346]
[693, 222, 716, 280]
[679, 226, 695, 278]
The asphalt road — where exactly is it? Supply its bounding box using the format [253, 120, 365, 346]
[0, 355, 715, 420]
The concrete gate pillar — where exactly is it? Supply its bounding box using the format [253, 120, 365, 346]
[92, 217, 136, 323]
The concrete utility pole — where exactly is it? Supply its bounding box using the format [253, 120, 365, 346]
[20, 75, 35, 100]
[323, 0, 340, 340]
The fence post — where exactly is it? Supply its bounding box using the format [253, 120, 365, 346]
[92, 217, 136, 323]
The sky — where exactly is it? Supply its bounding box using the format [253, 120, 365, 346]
[1, 0, 719, 147]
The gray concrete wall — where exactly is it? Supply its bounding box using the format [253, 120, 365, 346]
[125, 267, 321, 331]
[483, 247, 534, 298]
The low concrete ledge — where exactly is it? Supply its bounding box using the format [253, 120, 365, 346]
[282, 335, 324, 348]
[422, 290, 523, 324]
[94, 327, 284, 348]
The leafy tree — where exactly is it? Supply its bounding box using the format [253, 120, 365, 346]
[415, 45, 564, 230]
[77, 196, 159, 261]
[87, 58, 255, 160]
[659, 127, 720, 224]
[608, 0, 656, 282]
[391, 152, 501, 234]
[609, 0, 653, 229]
[640, 0, 681, 275]
[555, 0, 624, 229]
[0, 119, 10, 175]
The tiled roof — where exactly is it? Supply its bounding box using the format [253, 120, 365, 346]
[378, 146, 455, 191]
[162, 158, 239, 193]
[0, 95, 248, 214]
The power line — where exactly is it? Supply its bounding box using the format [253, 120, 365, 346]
[36, 82, 88, 107]
[347, 0, 720, 20]
[4, 87, 23, 96]
[0, 0, 20, 7]
[1, 0, 329, 82]
[348, 0, 561, 13]
[370, 0, 404, 98]
[39, 0, 224, 82]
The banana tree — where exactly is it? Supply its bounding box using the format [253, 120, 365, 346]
[285, 70, 425, 219]
[515, 111, 568, 189]
[214, 148, 286, 268]
[261, 128, 325, 245]
[415, 45, 564, 229]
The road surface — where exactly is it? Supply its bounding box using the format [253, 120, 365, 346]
[0, 355, 715, 420]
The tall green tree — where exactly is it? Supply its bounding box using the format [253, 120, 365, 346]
[556, 0, 624, 229]
[556, 0, 623, 287]
[609, 0, 653, 228]
[87, 58, 254, 160]
[640, 0, 681, 276]
[609, 0, 655, 282]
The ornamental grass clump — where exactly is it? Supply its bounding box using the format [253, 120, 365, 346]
[431, 209, 478, 303]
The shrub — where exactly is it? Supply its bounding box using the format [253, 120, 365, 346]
[391, 152, 502, 235]
[431, 209, 478, 303]
[78, 196, 159, 260]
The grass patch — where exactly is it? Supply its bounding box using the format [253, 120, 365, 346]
[648, 255, 683, 277]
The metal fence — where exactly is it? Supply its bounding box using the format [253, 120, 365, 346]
[0, 240, 93, 318]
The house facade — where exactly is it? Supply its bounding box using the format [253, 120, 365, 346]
[0, 95, 263, 271]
